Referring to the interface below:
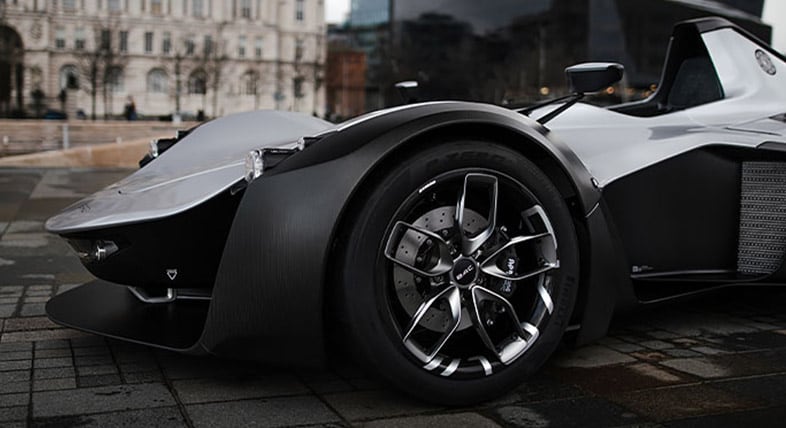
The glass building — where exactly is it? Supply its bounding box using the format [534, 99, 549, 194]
[330, 0, 772, 115]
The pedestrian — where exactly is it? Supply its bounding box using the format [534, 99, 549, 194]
[124, 96, 137, 120]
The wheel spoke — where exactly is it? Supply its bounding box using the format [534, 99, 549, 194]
[403, 286, 462, 363]
[456, 173, 498, 256]
[469, 285, 540, 364]
[384, 221, 453, 278]
[479, 231, 558, 281]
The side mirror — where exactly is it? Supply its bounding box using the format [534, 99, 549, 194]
[395, 81, 419, 104]
[565, 63, 624, 94]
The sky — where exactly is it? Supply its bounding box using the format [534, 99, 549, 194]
[325, 0, 350, 23]
[763, 0, 786, 52]
[325, 0, 786, 52]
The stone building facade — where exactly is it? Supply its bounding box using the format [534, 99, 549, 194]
[0, 0, 326, 119]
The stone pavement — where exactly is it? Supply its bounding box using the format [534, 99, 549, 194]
[2, 168, 786, 427]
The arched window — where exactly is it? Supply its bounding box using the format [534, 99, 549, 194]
[147, 68, 168, 93]
[187, 69, 207, 94]
[59, 65, 80, 90]
[240, 70, 259, 95]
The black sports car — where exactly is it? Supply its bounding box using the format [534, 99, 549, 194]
[46, 17, 786, 404]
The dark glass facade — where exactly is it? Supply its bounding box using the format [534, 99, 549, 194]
[329, 0, 771, 115]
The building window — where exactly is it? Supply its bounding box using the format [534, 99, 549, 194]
[293, 75, 304, 98]
[188, 69, 207, 94]
[119, 31, 128, 53]
[151, 0, 162, 14]
[107, 67, 124, 93]
[100, 29, 111, 50]
[295, 0, 304, 21]
[62, 0, 76, 10]
[254, 36, 263, 58]
[144, 31, 154, 53]
[238, 35, 246, 58]
[107, 0, 120, 12]
[147, 68, 168, 93]
[185, 36, 195, 55]
[240, 0, 251, 18]
[294, 38, 304, 61]
[203, 35, 213, 56]
[74, 28, 85, 50]
[192, 0, 203, 17]
[59, 65, 80, 90]
[162, 31, 171, 54]
[241, 70, 258, 95]
[55, 28, 66, 49]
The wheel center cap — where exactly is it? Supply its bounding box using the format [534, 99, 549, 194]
[452, 257, 479, 287]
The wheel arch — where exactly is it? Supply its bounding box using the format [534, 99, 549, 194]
[325, 118, 600, 346]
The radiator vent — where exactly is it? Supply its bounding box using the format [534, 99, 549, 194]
[738, 162, 786, 275]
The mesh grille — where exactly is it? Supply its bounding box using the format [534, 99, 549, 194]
[738, 162, 786, 275]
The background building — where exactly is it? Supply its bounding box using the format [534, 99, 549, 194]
[0, 0, 326, 119]
[328, 0, 772, 114]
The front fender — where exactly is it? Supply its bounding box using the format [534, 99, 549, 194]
[199, 102, 608, 365]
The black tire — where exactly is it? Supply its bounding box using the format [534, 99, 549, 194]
[339, 140, 579, 405]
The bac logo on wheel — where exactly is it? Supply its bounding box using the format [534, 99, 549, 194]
[166, 269, 178, 280]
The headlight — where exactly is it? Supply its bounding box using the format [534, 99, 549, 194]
[245, 150, 264, 182]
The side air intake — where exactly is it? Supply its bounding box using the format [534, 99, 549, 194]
[738, 162, 786, 275]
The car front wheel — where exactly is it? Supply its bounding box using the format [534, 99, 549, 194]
[339, 141, 579, 405]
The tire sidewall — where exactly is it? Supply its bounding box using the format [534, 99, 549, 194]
[341, 141, 579, 405]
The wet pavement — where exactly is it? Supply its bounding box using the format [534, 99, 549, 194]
[1, 167, 786, 427]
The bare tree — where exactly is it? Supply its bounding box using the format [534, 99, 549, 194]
[75, 20, 127, 120]
[195, 24, 229, 117]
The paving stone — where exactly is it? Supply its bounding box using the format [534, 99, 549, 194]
[123, 371, 164, 384]
[641, 340, 674, 351]
[610, 384, 759, 422]
[362, 412, 501, 428]
[552, 346, 636, 368]
[33, 377, 76, 391]
[555, 363, 690, 396]
[73, 346, 111, 356]
[34, 367, 75, 380]
[0, 392, 28, 407]
[33, 383, 176, 418]
[74, 355, 114, 366]
[0, 405, 27, 422]
[663, 349, 702, 358]
[607, 343, 645, 353]
[34, 348, 71, 359]
[711, 374, 786, 407]
[77, 365, 117, 376]
[19, 303, 45, 316]
[32, 406, 187, 428]
[0, 304, 15, 317]
[0, 342, 31, 352]
[0, 359, 31, 371]
[646, 330, 680, 340]
[3, 317, 59, 332]
[34, 340, 69, 350]
[0, 351, 31, 361]
[666, 405, 786, 428]
[77, 374, 122, 388]
[0, 370, 30, 383]
[0, 381, 29, 394]
[34, 357, 72, 369]
[173, 374, 310, 404]
[187, 396, 341, 428]
[1, 328, 88, 343]
[495, 397, 643, 428]
[691, 346, 729, 356]
[322, 390, 439, 421]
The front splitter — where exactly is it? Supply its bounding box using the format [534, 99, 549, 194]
[46, 280, 209, 353]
